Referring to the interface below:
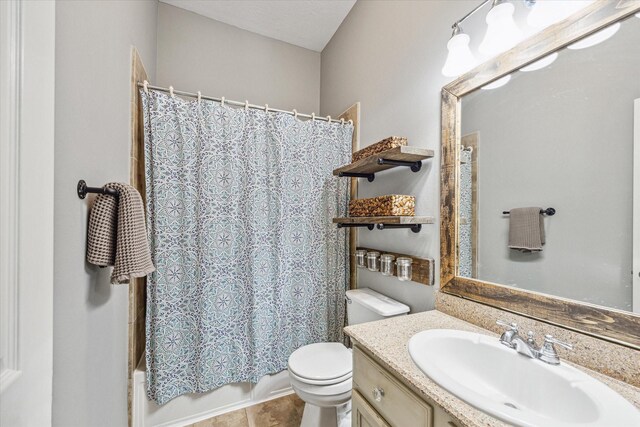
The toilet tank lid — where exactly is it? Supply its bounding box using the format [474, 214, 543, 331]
[346, 288, 410, 316]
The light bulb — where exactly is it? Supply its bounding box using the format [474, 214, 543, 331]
[479, 2, 524, 56]
[442, 32, 477, 77]
[567, 22, 620, 50]
[527, 1, 595, 30]
[520, 52, 558, 72]
[481, 75, 511, 90]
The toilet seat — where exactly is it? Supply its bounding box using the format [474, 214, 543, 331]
[288, 343, 352, 386]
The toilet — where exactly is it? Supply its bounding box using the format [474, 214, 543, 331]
[288, 288, 410, 427]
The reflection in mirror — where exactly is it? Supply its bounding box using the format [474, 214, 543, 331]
[459, 16, 640, 313]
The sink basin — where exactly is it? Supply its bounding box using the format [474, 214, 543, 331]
[408, 329, 640, 427]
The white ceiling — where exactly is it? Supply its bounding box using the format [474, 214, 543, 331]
[160, 0, 357, 52]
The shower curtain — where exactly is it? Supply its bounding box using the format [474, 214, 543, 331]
[141, 90, 353, 405]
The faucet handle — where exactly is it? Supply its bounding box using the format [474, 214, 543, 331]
[496, 320, 518, 332]
[543, 334, 573, 350]
[538, 334, 573, 365]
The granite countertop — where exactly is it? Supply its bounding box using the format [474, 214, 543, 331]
[344, 310, 640, 427]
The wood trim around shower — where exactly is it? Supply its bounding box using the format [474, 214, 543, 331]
[338, 103, 361, 290]
[128, 46, 148, 427]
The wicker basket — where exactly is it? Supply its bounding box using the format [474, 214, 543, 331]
[349, 195, 416, 217]
[352, 136, 408, 162]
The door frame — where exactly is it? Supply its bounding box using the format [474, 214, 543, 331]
[634, 99, 639, 314]
[0, 0, 55, 425]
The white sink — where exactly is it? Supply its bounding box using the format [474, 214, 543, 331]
[408, 329, 640, 427]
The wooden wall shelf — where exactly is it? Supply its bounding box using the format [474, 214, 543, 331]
[333, 216, 435, 233]
[333, 146, 434, 182]
[355, 246, 434, 286]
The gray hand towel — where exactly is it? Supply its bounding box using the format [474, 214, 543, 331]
[508, 207, 545, 252]
[86, 182, 155, 284]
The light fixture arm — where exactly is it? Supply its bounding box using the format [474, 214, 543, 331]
[451, 0, 533, 32]
[452, 0, 492, 31]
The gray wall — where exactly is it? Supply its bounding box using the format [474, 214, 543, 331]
[320, 0, 477, 312]
[157, 3, 321, 114]
[461, 18, 640, 311]
[54, 1, 157, 426]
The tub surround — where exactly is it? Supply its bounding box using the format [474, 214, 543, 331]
[344, 309, 640, 427]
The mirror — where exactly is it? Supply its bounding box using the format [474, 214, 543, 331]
[458, 14, 640, 313]
[440, 1, 640, 350]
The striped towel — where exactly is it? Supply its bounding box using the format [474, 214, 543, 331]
[508, 207, 545, 252]
[86, 182, 155, 284]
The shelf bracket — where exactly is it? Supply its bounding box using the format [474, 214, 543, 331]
[338, 172, 375, 182]
[337, 223, 375, 230]
[376, 223, 422, 233]
[377, 158, 422, 173]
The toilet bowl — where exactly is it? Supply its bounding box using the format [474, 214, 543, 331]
[288, 288, 410, 427]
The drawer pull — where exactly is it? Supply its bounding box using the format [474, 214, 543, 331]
[372, 386, 385, 402]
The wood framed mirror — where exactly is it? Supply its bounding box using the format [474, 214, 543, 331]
[440, 0, 640, 350]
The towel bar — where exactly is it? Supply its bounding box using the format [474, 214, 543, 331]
[77, 180, 119, 199]
[502, 208, 556, 216]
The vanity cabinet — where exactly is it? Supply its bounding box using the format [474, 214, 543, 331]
[353, 345, 460, 427]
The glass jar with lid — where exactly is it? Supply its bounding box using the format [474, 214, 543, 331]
[396, 257, 413, 281]
[366, 251, 380, 272]
[355, 249, 367, 269]
[380, 254, 395, 276]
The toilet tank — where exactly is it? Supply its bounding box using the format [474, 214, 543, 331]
[345, 288, 410, 325]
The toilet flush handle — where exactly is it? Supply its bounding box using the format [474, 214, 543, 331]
[372, 386, 385, 402]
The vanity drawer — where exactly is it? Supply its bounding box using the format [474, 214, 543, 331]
[353, 346, 433, 427]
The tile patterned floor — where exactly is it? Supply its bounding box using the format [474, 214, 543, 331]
[190, 394, 305, 427]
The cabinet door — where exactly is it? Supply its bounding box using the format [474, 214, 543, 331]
[353, 390, 391, 427]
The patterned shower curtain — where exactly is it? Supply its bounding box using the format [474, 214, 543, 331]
[140, 90, 352, 405]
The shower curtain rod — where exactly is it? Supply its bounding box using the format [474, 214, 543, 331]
[137, 81, 350, 125]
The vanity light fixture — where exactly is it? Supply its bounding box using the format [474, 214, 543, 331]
[479, 0, 524, 56]
[441, 24, 477, 77]
[567, 22, 621, 50]
[442, 0, 597, 78]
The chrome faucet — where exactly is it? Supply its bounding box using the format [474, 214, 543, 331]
[496, 320, 573, 365]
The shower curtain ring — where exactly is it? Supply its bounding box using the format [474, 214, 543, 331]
[293, 109, 298, 119]
[326, 115, 331, 122]
[264, 104, 269, 112]
[348, 119, 353, 126]
[312, 113, 315, 121]
[197, 91, 202, 102]
[169, 86, 175, 98]
[221, 96, 225, 106]
[244, 100, 249, 111]
[143, 80, 149, 94]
